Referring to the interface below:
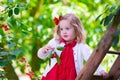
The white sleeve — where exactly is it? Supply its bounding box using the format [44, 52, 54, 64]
[37, 38, 56, 59]
[81, 43, 105, 75]
[37, 47, 50, 59]
[81, 43, 92, 61]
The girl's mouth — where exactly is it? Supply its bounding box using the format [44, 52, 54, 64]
[64, 35, 68, 37]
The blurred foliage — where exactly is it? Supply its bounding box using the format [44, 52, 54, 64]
[0, 0, 120, 79]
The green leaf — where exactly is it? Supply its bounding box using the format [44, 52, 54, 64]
[10, 48, 21, 55]
[0, 71, 5, 75]
[0, 60, 8, 66]
[0, 51, 8, 57]
[109, 6, 115, 12]
[114, 6, 120, 15]
[8, 42, 16, 49]
[115, 29, 120, 36]
[100, 18, 105, 24]
[95, 14, 102, 21]
[48, 52, 52, 65]
[0, 57, 3, 59]
[0, 17, 4, 21]
[22, 30, 30, 35]
[56, 53, 60, 64]
[7, 55, 16, 61]
[0, 76, 6, 79]
[112, 36, 119, 47]
[8, 0, 13, 2]
[8, 9, 13, 17]
[14, 7, 19, 15]
[83, 59, 86, 65]
[57, 47, 64, 51]
[112, 29, 120, 46]
[104, 13, 114, 26]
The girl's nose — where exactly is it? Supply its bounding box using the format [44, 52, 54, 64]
[62, 30, 66, 34]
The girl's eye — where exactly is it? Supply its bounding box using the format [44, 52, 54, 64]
[60, 28, 63, 31]
[66, 28, 70, 30]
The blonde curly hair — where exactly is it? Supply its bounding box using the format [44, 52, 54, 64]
[54, 13, 86, 43]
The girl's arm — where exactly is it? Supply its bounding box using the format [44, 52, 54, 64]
[37, 45, 53, 59]
[37, 38, 55, 59]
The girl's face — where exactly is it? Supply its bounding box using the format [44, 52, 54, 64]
[59, 20, 76, 43]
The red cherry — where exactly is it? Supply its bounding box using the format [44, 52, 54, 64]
[3, 24, 10, 31]
[26, 64, 30, 67]
[26, 71, 34, 79]
[51, 53, 56, 58]
[20, 57, 27, 63]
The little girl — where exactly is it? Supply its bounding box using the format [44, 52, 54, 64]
[37, 13, 108, 80]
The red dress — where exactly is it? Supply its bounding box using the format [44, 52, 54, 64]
[41, 40, 77, 80]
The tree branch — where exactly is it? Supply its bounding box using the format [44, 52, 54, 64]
[108, 51, 120, 55]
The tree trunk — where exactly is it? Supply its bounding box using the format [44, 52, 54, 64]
[31, 43, 41, 72]
[5, 61, 19, 80]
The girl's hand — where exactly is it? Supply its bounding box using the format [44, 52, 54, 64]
[42, 45, 54, 54]
[100, 70, 109, 79]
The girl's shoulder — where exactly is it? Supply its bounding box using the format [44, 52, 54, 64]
[75, 42, 91, 51]
[76, 42, 88, 48]
[76, 43, 92, 52]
